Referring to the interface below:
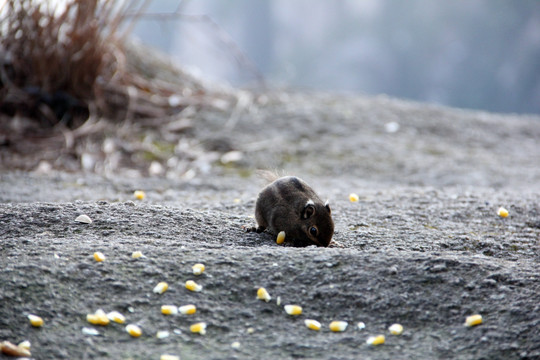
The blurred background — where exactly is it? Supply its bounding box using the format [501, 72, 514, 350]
[133, 0, 540, 115]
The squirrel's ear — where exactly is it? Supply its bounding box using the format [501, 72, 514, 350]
[303, 200, 315, 219]
[325, 200, 331, 214]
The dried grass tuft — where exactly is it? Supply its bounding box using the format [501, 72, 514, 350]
[0, 0, 210, 127]
[0, 0, 238, 174]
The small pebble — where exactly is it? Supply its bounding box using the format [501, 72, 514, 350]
[156, 331, 170, 339]
[75, 214, 92, 224]
[82, 327, 100, 336]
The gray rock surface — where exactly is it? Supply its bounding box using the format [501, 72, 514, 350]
[1, 92, 539, 359]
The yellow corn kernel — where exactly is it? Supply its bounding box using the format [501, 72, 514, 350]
[366, 334, 385, 346]
[153, 282, 169, 294]
[179, 304, 197, 315]
[304, 319, 321, 331]
[257, 287, 271, 302]
[17, 341, 31, 351]
[27, 314, 43, 327]
[126, 324, 142, 337]
[134, 190, 146, 200]
[231, 341, 241, 349]
[284, 305, 302, 316]
[161, 305, 178, 315]
[497, 207, 509, 218]
[131, 251, 144, 259]
[190, 322, 207, 335]
[276, 231, 286, 245]
[160, 355, 180, 360]
[0, 341, 32, 358]
[86, 314, 99, 325]
[192, 263, 205, 275]
[87, 309, 109, 326]
[185, 280, 203, 292]
[465, 314, 483, 327]
[106, 311, 126, 324]
[93, 251, 106, 262]
[349, 193, 359, 202]
[329, 320, 348, 332]
[357, 322, 366, 330]
[388, 323, 403, 335]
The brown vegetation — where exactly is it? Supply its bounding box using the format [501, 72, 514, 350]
[0, 0, 234, 172]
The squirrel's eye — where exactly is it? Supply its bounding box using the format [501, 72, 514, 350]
[309, 226, 318, 237]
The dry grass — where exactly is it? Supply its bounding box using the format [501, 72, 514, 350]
[1, 0, 125, 125]
[0, 0, 239, 173]
[0, 0, 215, 127]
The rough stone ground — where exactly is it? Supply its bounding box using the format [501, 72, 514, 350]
[1, 91, 540, 360]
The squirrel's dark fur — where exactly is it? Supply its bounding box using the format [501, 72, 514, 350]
[247, 173, 334, 247]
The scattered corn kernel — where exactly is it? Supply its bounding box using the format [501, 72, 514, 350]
[131, 251, 145, 259]
[134, 190, 146, 200]
[126, 324, 142, 337]
[366, 334, 385, 345]
[107, 311, 126, 324]
[329, 320, 348, 332]
[87, 309, 109, 326]
[497, 207, 509, 218]
[465, 314, 483, 327]
[82, 327, 100, 336]
[388, 323, 403, 335]
[276, 296, 281, 306]
[28, 314, 44, 327]
[179, 304, 197, 315]
[284, 305, 302, 316]
[153, 282, 169, 294]
[75, 214, 92, 224]
[93, 251, 106, 262]
[185, 280, 202, 292]
[231, 341, 241, 349]
[190, 322, 207, 335]
[17, 341, 30, 351]
[349, 193, 359, 202]
[0, 341, 31, 357]
[304, 319, 321, 331]
[161, 305, 178, 315]
[160, 355, 180, 360]
[357, 322, 366, 330]
[192, 263, 205, 275]
[276, 231, 286, 245]
[246, 327, 255, 334]
[257, 287, 271, 302]
[156, 330, 170, 339]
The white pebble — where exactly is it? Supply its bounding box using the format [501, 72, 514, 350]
[75, 214, 92, 224]
[156, 330, 170, 339]
[82, 327, 100, 336]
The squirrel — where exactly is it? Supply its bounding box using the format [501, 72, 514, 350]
[244, 172, 335, 247]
